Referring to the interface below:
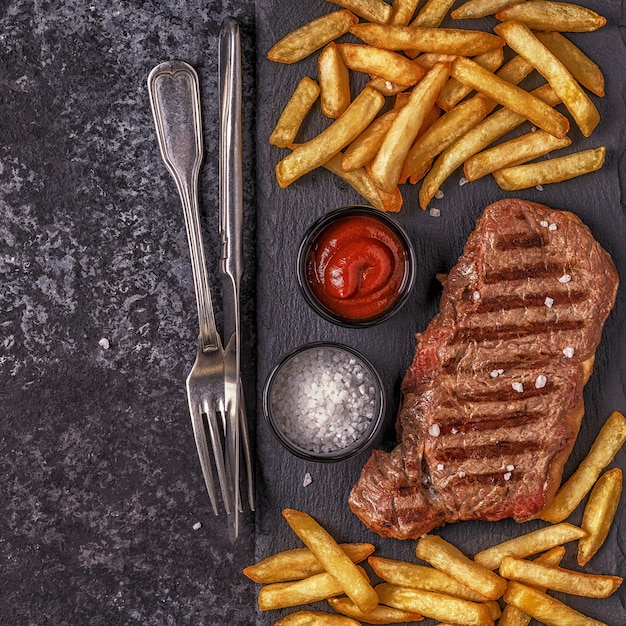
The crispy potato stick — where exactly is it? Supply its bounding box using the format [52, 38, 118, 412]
[325, 0, 392, 24]
[243, 543, 375, 583]
[349, 24, 505, 56]
[368, 556, 490, 603]
[376, 584, 494, 626]
[542, 411, 626, 523]
[500, 556, 622, 598]
[452, 0, 524, 20]
[274, 610, 361, 626]
[403, 96, 493, 183]
[411, 0, 455, 27]
[485, 601, 502, 621]
[437, 48, 504, 111]
[269, 77, 320, 148]
[503, 582, 609, 626]
[258, 570, 352, 610]
[418, 81, 558, 209]
[464, 130, 571, 181]
[368, 77, 408, 96]
[342, 110, 401, 171]
[371, 62, 450, 192]
[324, 152, 404, 212]
[415, 52, 458, 70]
[495, 21, 599, 136]
[493, 146, 605, 190]
[496, 1, 606, 33]
[389, 0, 420, 25]
[319, 43, 351, 119]
[282, 509, 379, 613]
[535, 31, 604, 97]
[450, 56, 569, 137]
[268, 10, 358, 64]
[499, 547, 566, 626]
[415, 535, 507, 601]
[339, 43, 426, 86]
[474, 522, 586, 570]
[276, 85, 385, 188]
[328, 596, 424, 623]
[578, 468, 623, 566]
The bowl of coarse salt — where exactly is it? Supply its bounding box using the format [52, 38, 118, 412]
[263, 342, 386, 462]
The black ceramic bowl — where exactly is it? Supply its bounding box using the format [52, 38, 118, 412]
[297, 205, 416, 327]
[263, 342, 386, 463]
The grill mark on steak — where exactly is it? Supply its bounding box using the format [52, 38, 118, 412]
[349, 199, 619, 540]
[452, 318, 585, 343]
[435, 441, 542, 464]
[483, 261, 567, 283]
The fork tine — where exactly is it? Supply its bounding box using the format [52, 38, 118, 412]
[188, 400, 219, 515]
[239, 388, 255, 511]
[202, 398, 232, 515]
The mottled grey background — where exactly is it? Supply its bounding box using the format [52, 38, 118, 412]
[1, 1, 257, 625]
[3, 0, 626, 625]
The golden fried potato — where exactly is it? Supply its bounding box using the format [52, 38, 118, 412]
[328, 596, 425, 623]
[578, 468, 623, 566]
[282, 509, 379, 613]
[496, 1, 606, 32]
[276, 85, 385, 188]
[452, 0, 524, 20]
[415, 535, 507, 601]
[494, 20, 599, 137]
[318, 42, 351, 118]
[474, 522, 586, 570]
[274, 610, 361, 625]
[269, 77, 320, 148]
[493, 146, 606, 191]
[325, 0, 392, 24]
[258, 571, 347, 611]
[268, 10, 359, 64]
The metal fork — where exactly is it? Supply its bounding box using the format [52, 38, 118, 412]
[148, 60, 232, 516]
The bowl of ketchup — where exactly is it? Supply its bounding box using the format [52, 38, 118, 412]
[297, 205, 416, 327]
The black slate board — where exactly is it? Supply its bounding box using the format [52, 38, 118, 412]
[254, 1, 626, 625]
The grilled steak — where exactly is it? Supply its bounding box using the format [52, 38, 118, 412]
[349, 199, 618, 539]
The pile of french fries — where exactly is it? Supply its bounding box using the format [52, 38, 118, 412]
[244, 411, 626, 625]
[267, 0, 608, 211]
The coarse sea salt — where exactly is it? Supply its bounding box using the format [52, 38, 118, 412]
[535, 374, 547, 389]
[269, 346, 378, 455]
[544, 296, 554, 308]
[563, 347, 575, 358]
[428, 424, 441, 437]
[512, 382, 524, 393]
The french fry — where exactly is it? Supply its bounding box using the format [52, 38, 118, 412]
[450, 56, 570, 138]
[503, 581, 609, 626]
[389, 0, 420, 26]
[578, 468, 623, 566]
[282, 508, 379, 614]
[258, 570, 355, 610]
[243, 543, 375, 583]
[500, 556, 622, 598]
[371, 62, 450, 192]
[368, 556, 490, 603]
[403, 95, 493, 183]
[276, 85, 385, 188]
[499, 547, 566, 626]
[324, 152, 404, 212]
[535, 31, 604, 97]
[474, 522, 586, 570]
[376, 584, 494, 626]
[349, 23, 505, 56]
[328, 596, 425, 623]
[318, 43, 351, 119]
[496, 1, 606, 33]
[437, 48, 504, 111]
[268, 10, 359, 64]
[494, 20, 599, 137]
[269, 77, 321, 149]
[415, 535, 507, 601]
[464, 129, 571, 181]
[338, 43, 426, 86]
[368, 77, 409, 96]
[418, 82, 559, 209]
[414, 52, 458, 70]
[274, 610, 362, 626]
[493, 146, 605, 191]
[542, 412, 626, 523]
[325, 0, 392, 24]
[451, 0, 524, 20]
[404, 0, 456, 57]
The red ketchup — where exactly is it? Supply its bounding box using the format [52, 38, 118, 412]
[305, 214, 409, 322]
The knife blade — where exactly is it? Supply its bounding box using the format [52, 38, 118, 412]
[219, 16, 245, 540]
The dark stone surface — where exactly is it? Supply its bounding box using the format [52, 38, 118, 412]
[1, 1, 257, 625]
